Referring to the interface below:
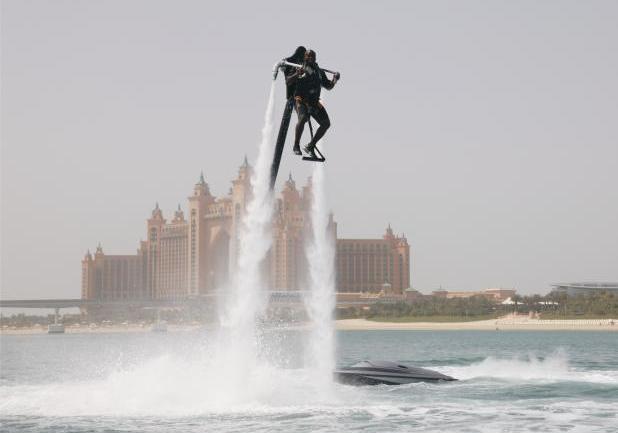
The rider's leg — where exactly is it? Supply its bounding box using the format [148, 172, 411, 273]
[306, 104, 330, 150]
[293, 100, 309, 154]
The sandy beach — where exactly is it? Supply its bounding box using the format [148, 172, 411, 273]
[336, 318, 618, 331]
[2, 317, 617, 335]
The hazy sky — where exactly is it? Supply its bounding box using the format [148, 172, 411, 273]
[2, 0, 617, 300]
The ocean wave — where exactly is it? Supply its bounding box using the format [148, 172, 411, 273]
[441, 349, 618, 384]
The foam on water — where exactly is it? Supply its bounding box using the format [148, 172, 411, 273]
[444, 350, 618, 384]
[0, 352, 350, 417]
[2, 342, 616, 418]
[1, 344, 617, 433]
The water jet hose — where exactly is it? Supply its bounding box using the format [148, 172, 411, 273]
[272, 60, 340, 81]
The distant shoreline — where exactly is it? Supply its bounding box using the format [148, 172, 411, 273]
[1, 317, 617, 335]
[336, 318, 618, 331]
[0, 324, 203, 335]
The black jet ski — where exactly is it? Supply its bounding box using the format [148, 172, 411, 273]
[334, 360, 456, 386]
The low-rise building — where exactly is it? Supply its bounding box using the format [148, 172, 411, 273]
[336, 225, 410, 294]
[81, 245, 146, 301]
[431, 288, 516, 303]
[551, 282, 618, 296]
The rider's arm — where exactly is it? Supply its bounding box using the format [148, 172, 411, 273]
[320, 69, 336, 90]
[286, 68, 303, 86]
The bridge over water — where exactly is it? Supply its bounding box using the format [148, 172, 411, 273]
[0, 291, 373, 311]
[0, 293, 380, 334]
[0, 292, 308, 310]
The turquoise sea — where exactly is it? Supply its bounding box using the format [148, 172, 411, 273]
[1, 330, 617, 432]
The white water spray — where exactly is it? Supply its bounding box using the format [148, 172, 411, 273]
[217, 82, 277, 376]
[305, 162, 337, 390]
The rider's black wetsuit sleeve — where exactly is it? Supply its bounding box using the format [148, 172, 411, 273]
[320, 69, 335, 90]
[286, 70, 301, 87]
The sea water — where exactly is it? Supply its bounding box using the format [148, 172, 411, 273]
[1, 330, 616, 432]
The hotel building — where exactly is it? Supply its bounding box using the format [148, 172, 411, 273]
[81, 159, 410, 301]
[336, 225, 410, 294]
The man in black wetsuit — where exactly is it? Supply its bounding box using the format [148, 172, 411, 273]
[287, 50, 339, 158]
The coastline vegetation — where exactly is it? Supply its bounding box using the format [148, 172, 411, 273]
[368, 315, 498, 323]
[337, 291, 618, 322]
[2, 292, 617, 328]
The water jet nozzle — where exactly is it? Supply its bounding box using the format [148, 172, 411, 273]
[272, 59, 285, 81]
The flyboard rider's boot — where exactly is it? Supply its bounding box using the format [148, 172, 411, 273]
[303, 143, 317, 159]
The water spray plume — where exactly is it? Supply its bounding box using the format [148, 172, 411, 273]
[305, 162, 337, 392]
[223, 82, 276, 329]
[216, 82, 277, 384]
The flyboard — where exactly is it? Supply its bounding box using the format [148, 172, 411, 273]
[269, 60, 340, 190]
